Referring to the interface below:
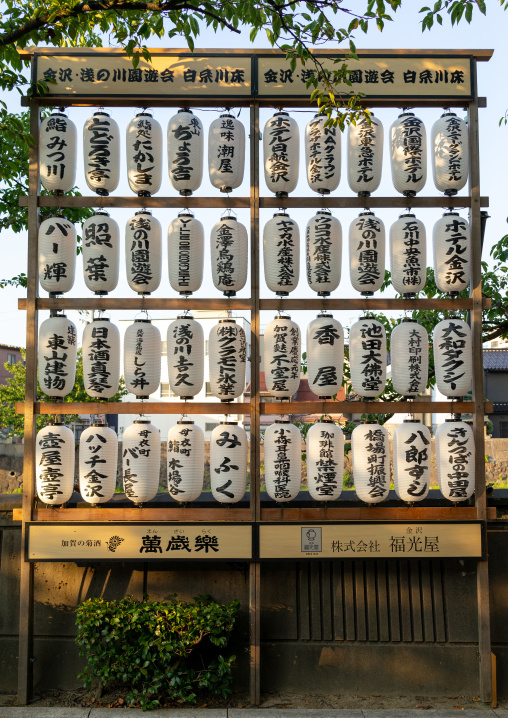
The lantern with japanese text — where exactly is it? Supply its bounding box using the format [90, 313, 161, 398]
[122, 419, 161, 504]
[167, 109, 203, 195]
[167, 315, 204, 399]
[125, 211, 162, 295]
[210, 422, 248, 503]
[167, 421, 204, 502]
[83, 111, 120, 196]
[348, 113, 383, 195]
[306, 211, 342, 296]
[390, 111, 427, 196]
[263, 212, 299, 295]
[126, 112, 162, 196]
[40, 110, 77, 194]
[264, 315, 301, 399]
[306, 420, 344, 501]
[390, 213, 426, 296]
[432, 111, 469, 195]
[168, 212, 204, 295]
[264, 421, 301, 502]
[390, 320, 429, 398]
[209, 113, 245, 192]
[82, 211, 120, 294]
[263, 111, 299, 196]
[38, 216, 76, 295]
[38, 314, 77, 398]
[433, 317, 472, 398]
[124, 319, 161, 399]
[307, 314, 344, 399]
[305, 114, 341, 194]
[349, 211, 385, 295]
[349, 317, 387, 398]
[208, 319, 247, 401]
[210, 215, 248, 296]
[352, 423, 390, 504]
[36, 422, 75, 505]
[436, 419, 475, 502]
[393, 420, 431, 502]
[79, 424, 118, 504]
[433, 212, 471, 294]
[82, 317, 121, 399]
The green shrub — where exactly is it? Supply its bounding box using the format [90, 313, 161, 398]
[76, 594, 239, 710]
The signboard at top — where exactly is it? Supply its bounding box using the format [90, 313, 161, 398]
[34, 53, 473, 100]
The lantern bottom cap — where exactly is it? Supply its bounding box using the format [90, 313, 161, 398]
[95, 189, 109, 197]
[137, 191, 151, 197]
[94, 291, 108, 296]
[179, 189, 192, 197]
[317, 291, 330, 297]
[276, 292, 289, 297]
[402, 293, 417, 298]
[179, 291, 192, 296]
[137, 292, 151, 296]
[447, 396, 463, 401]
[358, 191, 371, 197]
[136, 395, 150, 399]
[220, 399, 235, 403]
[51, 190, 65, 196]
[317, 188, 330, 195]
[402, 190, 417, 197]
[179, 396, 194, 400]
[275, 191, 288, 198]
[361, 291, 374, 297]
[403, 395, 418, 400]
[223, 290, 237, 297]
[48, 292, 63, 298]
[220, 186, 233, 193]
[318, 396, 333, 400]
[444, 188, 458, 196]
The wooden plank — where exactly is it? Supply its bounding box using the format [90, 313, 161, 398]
[420, 561, 435, 642]
[310, 563, 322, 640]
[260, 196, 489, 209]
[343, 561, 356, 641]
[249, 562, 261, 706]
[260, 401, 493, 415]
[377, 562, 390, 642]
[259, 506, 494, 521]
[259, 298, 492, 311]
[399, 560, 412, 641]
[19, 195, 251, 208]
[410, 562, 424, 642]
[432, 562, 447, 642]
[388, 563, 401, 642]
[16, 402, 251, 415]
[492, 652, 498, 709]
[332, 562, 345, 641]
[298, 562, 311, 640]
[355, 561, 367, 641]
[18, 507, 252, 522]
[365, 562, 378, 642]
[19, 298, 253, 311]
[321, 562, 333, 641]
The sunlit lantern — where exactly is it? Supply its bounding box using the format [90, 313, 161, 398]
[122, 419, 161, 504]
[168, 212, 204, 295]
[125, 211, 162, 295]
[36, 422, 75, 505]
[390, 213, 426, 296]
[306, 314, 344, 399]
[436, 419, 475, 502]
[82, 211, 120, 295]
[305, 113, 340, 194]
[390, 111, 427, 196]
[124, 319, 161, 399]
[38, 314, 77, 398]
[390, 320, 429, 398]
[431, 111, 469, 195]
[263, 111, 299, 196]
[79, 423, 118, 504]
[208, 319, 247, 402]
[264, 421, 301, 502]
[126, 112, 162, 196]
[167, 421, 204, 502]
[306, 421, 343, 501]
[209, 113, 245, 192]
[83, 111, 120, 196]
[348, 113, 383, 195]
[210, 422, 248, 503]
[433, 211, 471, 295]
[210, 215, 248, 296]
[433, 317, 472, 399]
[393, 420, 431, 502]
[167, 315, 204, 399]
[349, 317, 387, 398]
[38, 216, 76, 295]
[305, 211, 341, 296]
[167, 109, 203, 196]
[40, 110, 77, 194]
[82, 317, 121, 400]
[349, 211, 385, 295]
[352, 423, 390, 504]
[264, 315, 301, 399]
[263, 212, 299, 295]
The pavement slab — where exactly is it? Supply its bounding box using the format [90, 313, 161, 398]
[231, 712, 364, 717]
[0, 709, 91, 718]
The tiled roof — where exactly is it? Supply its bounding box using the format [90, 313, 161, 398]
[484, 349, 508, 371]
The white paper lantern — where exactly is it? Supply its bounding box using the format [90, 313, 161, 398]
[38, 216, 76, 294]
[209, 113, 245, 192]
[305, 114, 341, 194]
[167, 315, 204, 399]
[436, 420, 475, 502]
[208, 320, 246, 401]
[349, 318, 387, 398]
[210, 215, 248, 296]
[82, 318, 121, 399]
[263, 111, 299, 196]
[38, 314, 77, 398]
[40, 111, 77, 194]
[79, 424, 118, 504]
[264, 421, 301, 502]
[210, 422, 247, 503]
[167, 109, 203, 196]
[264, 315, 301, 399]
[83, 111, 120, 196]
[126, 112, 162, 196]
[348, 113, 383, 195]
[263, 212, 299, 295]
[124, 320, 161, 399]
[390, 320, 429, 398]
[431, 111, 469, 195]
[122, 419, 161, 504]
[125, 211, 162, 295]
[307, 314, 344, 399]
[305, 211, 342, 295]
[167, 421, 204, 502]
[433, 317, 472, 398]
[349, 211, 385, 295]
[167, 212, 204, 295]
[390, 213, 426, 296]
[393, 420, 431, 502]
[306, 421, 344, 501]
[36, 423, 75, 505]
[433, 212, 471, 294]
[391, 111, 427, 196]
[82, 211, 120, 295]
[352, 423, 390, 504]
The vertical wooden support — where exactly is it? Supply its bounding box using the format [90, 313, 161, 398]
[18, 100, 40, 705]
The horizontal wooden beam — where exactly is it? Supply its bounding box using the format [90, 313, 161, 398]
[260, 298, 492, 311]
[15, 402, 250, 415]
[261, 196, 489, 209]
[14, 507, 251, 522]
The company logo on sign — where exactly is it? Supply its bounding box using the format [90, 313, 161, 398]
[302, 527, 322, 553]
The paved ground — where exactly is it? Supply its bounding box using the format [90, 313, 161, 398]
[1, 709, 508, 718]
